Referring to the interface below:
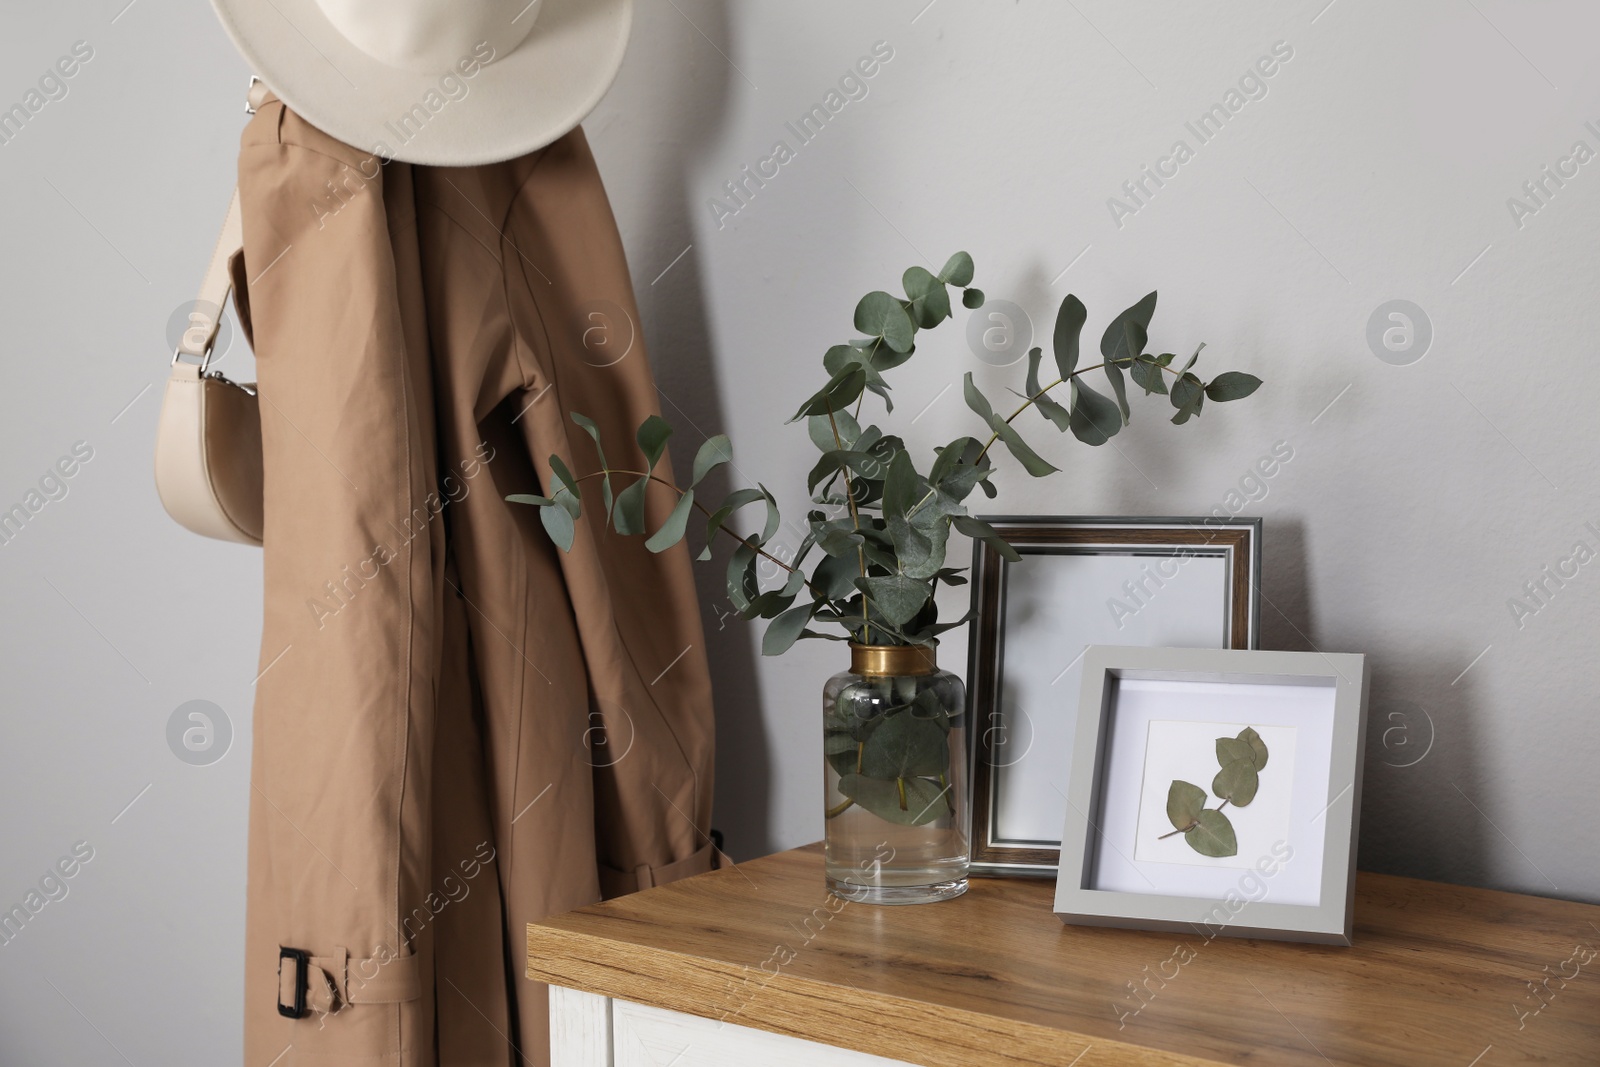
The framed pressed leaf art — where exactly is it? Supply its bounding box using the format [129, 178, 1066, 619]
[1053, 645, 1369, 945]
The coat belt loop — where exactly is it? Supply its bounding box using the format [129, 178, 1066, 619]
[277, 946, 420, 1017]
[338, 949, 422, 1004]
[599, 841, 718, 898]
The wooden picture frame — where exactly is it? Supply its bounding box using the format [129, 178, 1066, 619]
[965, 516, 1261, 877]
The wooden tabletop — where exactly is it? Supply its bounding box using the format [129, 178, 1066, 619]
[527, 844, 1600, 1067]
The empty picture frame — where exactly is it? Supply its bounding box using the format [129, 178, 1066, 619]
[965, 516, 1261, 876]
[1054, 645, 1369, 945]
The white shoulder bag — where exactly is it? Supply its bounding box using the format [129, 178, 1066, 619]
[153, 82, 266, 545]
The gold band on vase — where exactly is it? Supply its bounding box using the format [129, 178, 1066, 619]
[850, 643, 938, 677]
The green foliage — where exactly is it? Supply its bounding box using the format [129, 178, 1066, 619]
[508, 254, 1263, 657]
[1187, 808, 1239, 858]
[1161, 726, 1271, 858]
[1167, 780, 1207, 828]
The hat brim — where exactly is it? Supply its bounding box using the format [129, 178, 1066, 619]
[209, 0, 632, 166]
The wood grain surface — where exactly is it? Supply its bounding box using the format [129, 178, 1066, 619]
[528, 844, 1600, 1067]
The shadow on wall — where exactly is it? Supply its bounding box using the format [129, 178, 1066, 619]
[1357, 658, 1501, 898]
[1259, 517, 1316, 654]
[1261, 519, 1503, 900]
[630, 0, 777, 860]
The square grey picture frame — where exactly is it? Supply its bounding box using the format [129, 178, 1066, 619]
[965, 516, 1262, 877]
[1054, 645, 1369, 945]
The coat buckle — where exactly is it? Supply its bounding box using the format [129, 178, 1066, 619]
[277, 946, 310, 1019]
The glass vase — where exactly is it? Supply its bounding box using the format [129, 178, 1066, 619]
[823, 643, 969, 904]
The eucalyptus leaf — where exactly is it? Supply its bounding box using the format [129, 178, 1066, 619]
[1185, 808, 1238, 857]
[1170, 372, 1204, 425]
[644, 489, 695, 553]
[825, 732, 861, 777]
[853, 291, 916, 353]
[1025, 347, 1073, 431]
[1212, 757, 1260, 806]
[548, 454, 580, 509]
[539, 504, 575, 552]
[1205, 371, 1263, 402]
[815, 525, 865, 559]
[826, 338, 915, 376]
[636, 414, 673, 472]
[962, 370, 998, 424]
[790, 366, 868, 422]
[836, 773, 950, 826]
[1053, 294, 1087, 380]
[613, 475, 650, 535]
[763, 601, 815, 656]
[902, 265, 937, 298]
[992, 420, 1057, 476]
[755, 484, 781, 544]
[1238, 726, 1269, 770]
[807, 410, 861, 453]
[1167, 779, 1206, 830]
[571, 412, 607, 470]
[691, 435, 732, 487]
[858, 711, 950, 778]
[951, 514, 1021, 563]
[903, 266, 951, 327]
[704, 487, 766, 546]
[1068, 379, 1122, 446]
[1024, 346, 1047, 396]
[748, 588, 797, 619]
[928, 436, 990, 501]
[962, 287, 985, 309]
[882, 451, 950, 580]
[1101, 319, 1145, 425]
[856, 574, 931, 628]
[726, 541, 758, 613]
[938, 250, 975, 286]
[908, 609, 975, 643]
[1100, 291, 1157, 366]
[552, 486, 582, 521]
[812, 552, 861, 598]
[1129, 355, 1168, 396]
[824, 730, 859, 757]
[1216, 737, 1255, 768]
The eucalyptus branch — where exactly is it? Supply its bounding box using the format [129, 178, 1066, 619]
[1157, 729, 1267, 857]
[573, 465, 907, 639]
[518, 255, 1262, 671]
[573, 468, 821, 595]
[971, 357, 1187, 467]
[974, 361, 1106, 464]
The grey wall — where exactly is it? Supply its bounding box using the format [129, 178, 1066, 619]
[3, 0, 1598, 1062]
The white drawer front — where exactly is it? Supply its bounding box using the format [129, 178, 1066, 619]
[613, 998, 917, 1067]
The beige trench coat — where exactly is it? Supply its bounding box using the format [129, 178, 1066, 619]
[234, 97, 716, 1065]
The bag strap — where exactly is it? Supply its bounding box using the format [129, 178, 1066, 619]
[172, 78, 270, 373]
[172, 187, 243, 372]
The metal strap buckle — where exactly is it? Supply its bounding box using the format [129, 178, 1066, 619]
[246, 75, 263, 116]
[277, 946, 310, 1019]
[171, 344, 215, 373]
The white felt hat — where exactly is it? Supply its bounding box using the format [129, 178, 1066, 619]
[208, 0, 632, 165]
